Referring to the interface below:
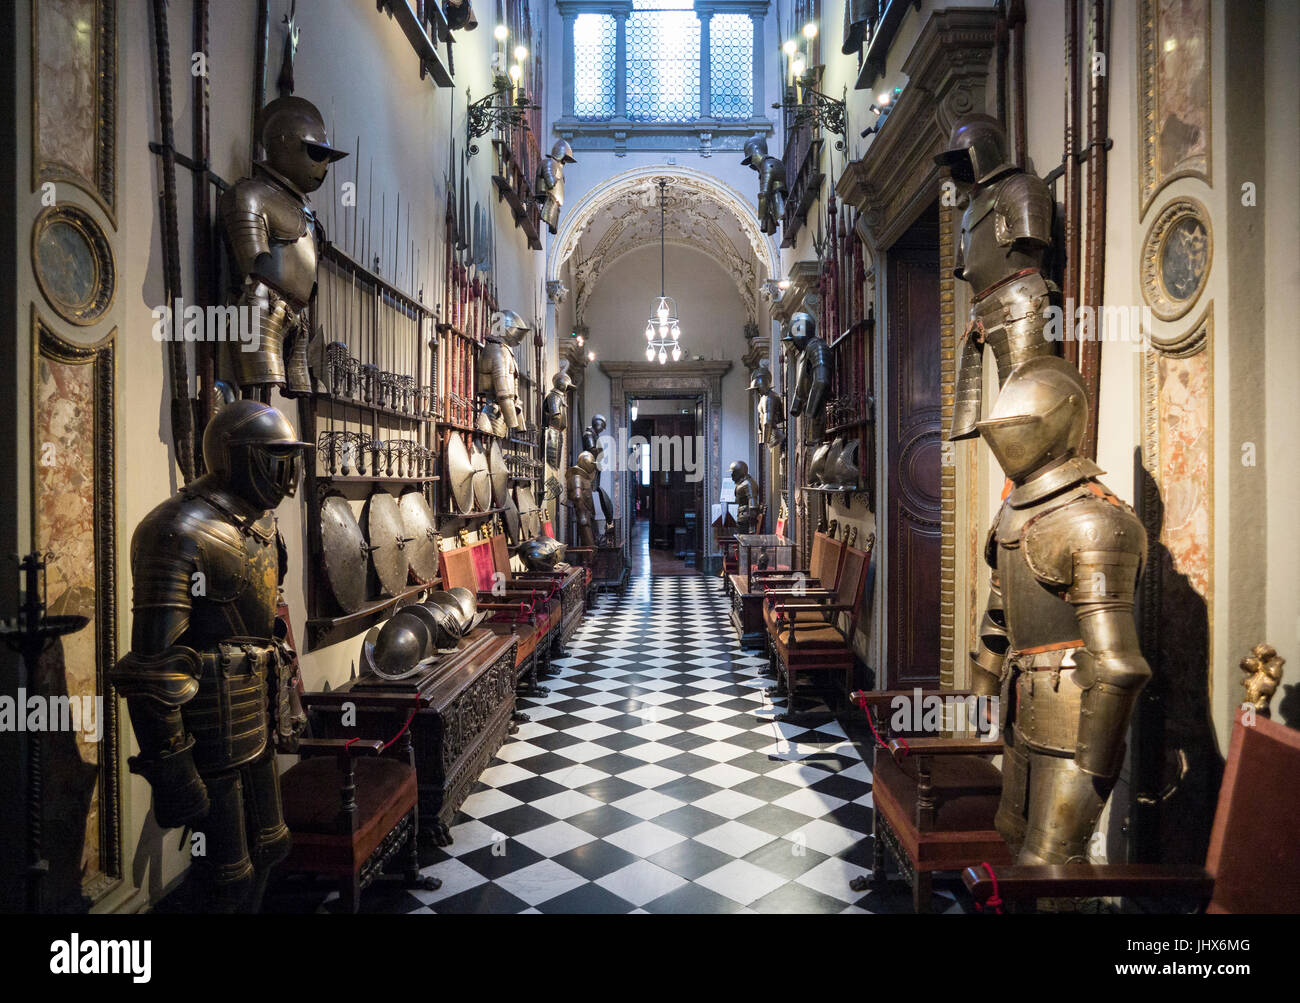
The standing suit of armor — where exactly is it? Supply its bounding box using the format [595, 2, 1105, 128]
[478, 311, 530, 430]
[544, 368, 573, 467]
[970, 357, 1150, 864]
[744, 135, 787, 236]
[219, 96, 347, 399]
[566, 451, 599, 547]
[580, 413, 614, 537]
[784, 312, 832, 441]
[111, 401, 309, 910]
[933, 114, 1058, 441]
[750, 365, 787, 449]
[730, 461, 762, 535]
[536, 140, 577, 235]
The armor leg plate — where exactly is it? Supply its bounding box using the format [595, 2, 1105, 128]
[994, 727, 1030, 855]
[193, 769, 256, 913]
[1017, 750, 1110, 864]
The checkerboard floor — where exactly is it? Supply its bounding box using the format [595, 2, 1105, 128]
[284, 569, 965, 914]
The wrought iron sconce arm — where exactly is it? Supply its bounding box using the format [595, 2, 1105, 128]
[773, 84, 848, 152]
[466, 82, 539, 156]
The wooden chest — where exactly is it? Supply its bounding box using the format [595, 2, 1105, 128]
[304, 630, 517, 846]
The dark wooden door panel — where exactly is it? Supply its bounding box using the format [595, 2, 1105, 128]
[886, 228, 941, 690]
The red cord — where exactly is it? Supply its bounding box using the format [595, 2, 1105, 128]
[380, 705, 420, 751]
[975, 861, 1004, 914]
[852, 691, 909, 756]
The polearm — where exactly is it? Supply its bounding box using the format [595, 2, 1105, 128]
[251, 0, 270, 162]
[151, 0, 196, 483]
[1062, 0, 1082, 369]
[192, 0, 214, 449]
[1079, 0, 1111, 461]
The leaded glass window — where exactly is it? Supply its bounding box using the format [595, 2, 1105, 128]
[709, 13, 753, 121]
[627, 4, 701, 122]
[573, 13, 617, 119]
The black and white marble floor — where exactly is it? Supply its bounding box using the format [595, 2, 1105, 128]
[300, 563, 959, 915]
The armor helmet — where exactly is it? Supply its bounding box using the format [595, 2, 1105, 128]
[742, 134, 769, 168]
[977, 356, 1087, 482]
[576, 451, 598, 477]
[781, 312, 817, 349]
[258, 96, 347, 194]
[933, 114, 1016, 186]
[748, 365, 772, 392]
[552, 369, 574, 392]
[372, 611, 432, 679]
[492, 310, 531, 346]
[729, 460, 750, 482]
[443, 586, 488, 633]
[550, 139, 577, 165]
[590, 413, 607, 436]
[203, 399, 309, 510]
[520, 537, 564, 572]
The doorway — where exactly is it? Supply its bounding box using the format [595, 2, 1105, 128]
[629, 397, 704, 575]
[884, 201, 942, 689]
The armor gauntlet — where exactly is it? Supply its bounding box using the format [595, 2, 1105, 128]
[112, 646, 211, 828]
[1068, 548, 1150, 777]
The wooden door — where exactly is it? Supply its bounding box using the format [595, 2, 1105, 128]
[885, 210, 942, 689]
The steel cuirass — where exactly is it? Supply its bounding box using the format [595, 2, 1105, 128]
[566, 453, 598, 547]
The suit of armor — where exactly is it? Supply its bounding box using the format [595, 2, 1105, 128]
[784, 313, 832, 441]
[934, 114, 1058, 441]
[744, 135, 787, 236]
[111, 401, 309, 911]
[544, 369, 573, 470]
[566, 452, 598, 547]
[219, 96, 346, 400]
[479, 311, 530, 430]
[970, 357, 1150, 865]
[536, 140, 576, 235]
[749, 365, 787, 449]
[730, 461, 762, 535]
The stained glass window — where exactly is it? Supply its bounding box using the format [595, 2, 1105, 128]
[627, 4, 700, 122]
[709, 13, 753, 120]
[573, 13, 617, 119]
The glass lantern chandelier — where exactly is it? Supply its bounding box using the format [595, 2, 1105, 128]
[643, 178, 684, 365]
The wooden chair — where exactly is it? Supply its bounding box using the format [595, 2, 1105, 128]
[850, 689, 1009, 913]
[962, 709, 1300, 913]
[763, 537, 874, 720]
[278, 735, 438, 913]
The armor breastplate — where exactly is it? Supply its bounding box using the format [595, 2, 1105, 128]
[804, 339, 832, 371]
[956, 175, 1050, 294]
[543, 392, 566, 430]
[478, 339, 520, 397]
[994, 502, 1083, 655]
[221, 174, 319, 308]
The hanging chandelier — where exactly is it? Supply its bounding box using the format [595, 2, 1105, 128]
[644, 178, 684, 365]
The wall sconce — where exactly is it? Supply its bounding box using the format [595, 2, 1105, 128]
[467, 33, 538, 156]
[774, 21, 846, 151]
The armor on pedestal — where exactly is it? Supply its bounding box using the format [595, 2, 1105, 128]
[110, 400, 309, 911]
[934, 114, 1058, 440]
[970, 357, 1150, 865]
[536, 140, 576, 235]
[479, 311, 530, 430]
[783, 312, 831, 440]
[730, 461, 762, 534]
[743, 134, 787, 236]
[218, 96, 347, 400]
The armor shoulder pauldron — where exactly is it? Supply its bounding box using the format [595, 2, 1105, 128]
[1021, 487, 1146, 589]
[993, 172, 1054, 248]
[985, 506, 1004, 568]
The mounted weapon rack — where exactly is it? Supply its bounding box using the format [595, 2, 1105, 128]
[820, 192, 875, 512]
[301, 239, 441, 650]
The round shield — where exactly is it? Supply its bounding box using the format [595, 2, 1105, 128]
[471, 440, 492, 512]
[516, 483, 539, 539]
[398, 489, 440, 585]
[502, 492, 522, 544]
[320, 494, 369, 613]
[445, 431, 475, 514]
[488, 439, 510, 508]
[364, 490, 411, 597]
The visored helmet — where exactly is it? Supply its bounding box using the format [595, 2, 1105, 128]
[742, 134, 769, 167]
[550, 139, 577, 165]
[589, 413, 607, 436]
[203, 399, 309, 510]
[748, 365, 772, 392]
[492, 310, 531, 346]
[781, 312, 817, 349]
[576, 450, 598, 477]
[977, 356, 1087, 482]
[259, 95, 348, 194]
[933, 114, 1016, 186]
[552, 368, 574, 392]
[729, 460, 750, 481]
